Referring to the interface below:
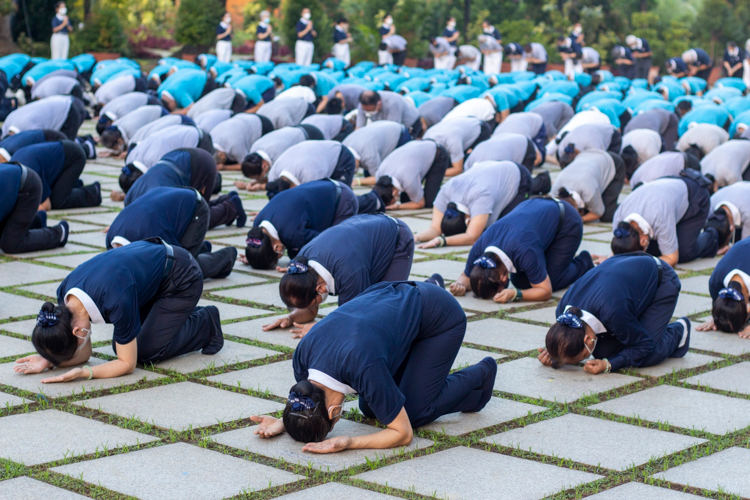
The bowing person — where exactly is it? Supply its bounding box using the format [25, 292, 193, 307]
[698, 238, 750, 335]
[0, 129, 67, 162]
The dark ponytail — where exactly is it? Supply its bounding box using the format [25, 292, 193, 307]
[545, 306, 586, 367]
[620, 145, 639, 180]
[278, 256, 321, 310]
[441, 202, 467, 236]
[373, 176, 396, 206]
[469, 252, 508, 299]
[559, 143, 577, 168]
[713, 281, 750, 333]
[244, 227, 278, 270]
[283, 380, 332, 443]
[685, 144, 704, 161]
[611, 221, 642, 255]
[705, 209, 732, 249]
[32, 301, 76, 365]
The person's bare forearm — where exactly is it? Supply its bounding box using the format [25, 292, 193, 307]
[520, 286, 552, 302]
[446, 233, 478, 246]
[348, 427, 412, 449]
[90, 358, 136, 379]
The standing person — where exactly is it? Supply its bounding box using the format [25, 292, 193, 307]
[378, 15, 395, 65]
[682, 48, 713, 80]
[505, 43, 527, 73]
[456, 45, 482, 72]
[332, 18, 352, 67]
[744, 39, 750, 89]
[443, 17, 460, 48]
[295, 8, 316, 66]
[478, 34, 502, 75]
[482, 20, 502, 43]
[50, 2, 71, 60]
[557, 34, 582, 77]
[611, 45, 635, 80]
[581, 47, 600, 74]
[216, 12, 233, 63]
[429, 37, 455, 70]
[524, 43, 548, 75]
[723, 41, 744, 79]
[626, 35, 653, 80]
[255, 11, 273, 64]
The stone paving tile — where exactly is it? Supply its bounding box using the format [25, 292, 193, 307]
[75, 382, 283, 430]
[464, 318, 548, 352]
[17, 281, 62, 298]
[0, 390, 31, 407]
[674, 256, 723, 272]
[0, 477, 91, 498]
[453, 346, 505, 369]
[508, 306, 558, 326]
[67, 231, 107, 248]
[577, 240, 613, 256]
[202, 271, 267, 290]
[210, 282, 287, 308]
[452, 293, 527, 313]
[582, 224, 610, 234]
[0, 334, 35, 358]
[583, 231, 614, 242]
[36, 252, 101, 268]
[0, 409, 158, 465]
[205, 226, 247, 237]
[213, 419, 433, 472]
[233, 256, 289, 277]
[0, 261, 69, 287]
[653, 447, 750, 496]
[395, 216, 432, 233]
[51, 442, 302, 500]
[632, 352, 722, 377]
[152, 340, 280, 373]
[409, 259, 467, 278]
[208, 360, 294, 397]
[420, 397, 546, 436]
[688, 329, 750, 355]
[2, 318, 113, 343]
[673, 293, 713, 318]
[46, 206, 111, 215]
[585, 482, 705, 499]
[677, 275, 711, 295]
[221, 316, 301, 349]
[0, 358, 165, 398]
[0, 292, 46, 320]
[590, 385, 750, 435]
[64, 211, 119, 226]
[240, 198, 269, 211]
[197, 299, 271, 321]
[483, 413, 706, 471]
[354, 446, 603, 499]
[682, 361, 750, 395]
[48, 218, 104, 232]
[274, 483, 402, 499]
[0, 242, 92, 258]
[493, 357, 641, 403]
[414, 244, 473, 255]
[210, 234, 251, 247]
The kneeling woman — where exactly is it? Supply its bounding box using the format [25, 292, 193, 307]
[451, 197, 593, 303]
[697, 237, 750, 335]
[538, 253, 690, 373]
[243, 179, 358, 269]
[15, 240, 224, 382]
[263, 214, 414, 335]
[251, 281, 497, 451]
[414, 160, 535, 249]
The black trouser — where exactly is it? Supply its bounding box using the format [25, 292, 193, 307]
[134, 76, 148, 92]
[743, 164, 750, 181]
[201, 74, 219, 97]
[0, 71, 8, 96]
[230, 92, 247, 114]
[298, 123, 324, 140]
[409, 117, 423, 139]
[392, 50, 407, 66]
[607, 129, 622, 155]
[423, 143, 450, 208]
[499, 163, 532, 219]
[196, 130, 214, 154]
[522, 138, 537, 169]
[0, 168, 62, 253]
[332, 146, 356, 186]
[208, 193, 237, 228]
[44, 129, 67, 141]
[59, 97, 86, 140]
[304, 102, 316, 118]
[695, 67, 712, 81]
[180, 196, 236, 280]
[635, 57, 652, 80]
[49, 140, 97, 209]
[661, 113, 679, 152]
[332, 182, 359, 224]
[261, 87, 276, 104]
[467, 121, 492, 154]
[529, 62, 547, 75]
[130, 246, 220, 364]
[332, 119, 353, 142]
[70, 83, 83, 101]
[600, 152, 626, 223]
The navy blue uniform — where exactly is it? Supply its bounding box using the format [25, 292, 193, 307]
[253, 179, 357, 258]
[0, 129, 66, 159]
[465, 198, 593, 291]
[443, 27, 458, 47]
[709, 238, 750, 300]
[256, 24, 268, 38]
[667, 57, 689, 76]
[724, 48, 745, 78]
[616, 46, 636, 79]
[216, 23, 231, 42]
[11, 142, 65, 202]
[57, 240, 220, 363]
[294, 281, 489, 427]
[333, 28, 348, 44]
[0, 163, 22, 222]
[486, 26, 501, 41]
[379, 26, 390, 37]
[51, 15, 68, 34]
[557, 253, 685, 372]
[297, 20, 314, 41]
[297, 214, 414, 305]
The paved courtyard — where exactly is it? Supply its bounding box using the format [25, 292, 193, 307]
[1, 121, 749, 499]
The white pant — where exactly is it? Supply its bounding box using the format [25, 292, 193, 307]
[465, 56, 481, 72]
[483, 51, 502, 74]
[333, 43, 350, 67]
[254, 40, 272, 63]
[216, 40, 232, 63]
[434, 54, 456, 70]
[744, 60, 750, 89]
[295, 40, 314, 66]
[50, 33, 69, 60]
[510, 58, 528, 73]
[564, 58, 583, 77]
[378, 50, 393, 66]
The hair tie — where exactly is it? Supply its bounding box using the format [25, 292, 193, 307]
[246, 237, 262, 247]
[444, 208, 459, 218]
[36, 310, 58, 327]
[288, 390, 315, 411]
[97, 116, 109, 124]
[564, 144, 575, 155]
[613, 227, 630, 238]
[121, 166, 132, 176]
[557, 312, 583, 329]
[105, 125, 118, 133]
[287, 261, 308, 274]
[473, 256, 496, 269]
[718, 287, 744, 302]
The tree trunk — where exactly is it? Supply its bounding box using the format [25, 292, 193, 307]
[0, 15, 18, 55]
[463, 0, 470, 45]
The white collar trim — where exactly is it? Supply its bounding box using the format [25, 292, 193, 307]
[484, 245, 516, 273]
[455, 202, 469, 215]
[259, 220, 279, 240]
[255, 149, 272, 166]
[624, 213, 654, 239]
[0, 148, 10, 161]
[65, 288, 105, 324]
[565, 305, 607, 334]
[132, 161, 148, 174]
[718, 201, 742, 227]
[724, 269, 750, 292]
[279, 170, 301, 186]
[307, 369, 356, 394]
[309, 259, 335, 296]
[111, 236, 131, 247]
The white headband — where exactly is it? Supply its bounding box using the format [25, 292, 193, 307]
[390, 176, 403, 193]
[718, 201, 742, 227]
[255, 149, 272, 166]
[624, 213, 654, 238]
[484, 245, 516, 273]
[347, 146, 360, 161]
[131, 161, 148, 174]
[569, 190, 585, 209]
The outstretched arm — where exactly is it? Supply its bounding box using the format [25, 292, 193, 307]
[303, 407, 413, 453]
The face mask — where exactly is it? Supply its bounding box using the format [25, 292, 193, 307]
[58, 7, 67, 14]
[484, 27, 492, 34]
[223, 17, 231, 24]
[364, 111, 375, 118]
[74, 328, 91, 353]
[384, 19, 392, 26]
[448, 22, 456, 29]
[319, 289, 329, 303]
[302, 13, 311, 20]
[583, 336, 597, 359]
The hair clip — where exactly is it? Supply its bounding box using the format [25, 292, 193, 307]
[121, 166, 132, 176]
[564, 144, 575, 154]
[288, 390, 315, 411]
[613, 227, 630, 238]
[287, 262, 309, 274]
[718, 287, 744, 302]
[444, 208, 459, 218]
[556, 312, 583, 329]
[36, 310, 58, 327]
[473, 256, 497, 269]
[246, 237, 263, 247]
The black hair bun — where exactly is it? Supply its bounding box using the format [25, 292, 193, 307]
[566, 306, 583, 318]
[290, 380, 314, 396]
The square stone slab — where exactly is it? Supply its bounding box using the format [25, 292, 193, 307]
[453, 347, 505, 370]
[394, 217, 432, 233]
[154, 340, 280, 373]
[0, 261, 69, 287]
[0, 242, 92, 258]
[240, 198, 269, 211]
[205, 226, 247, 237]
[208, 360, 294, 398]
[2, 318, 113, 343]
[409, 259, 467, 278]
[212, 419, 433, 472]
[67, 231, 107, 248]
[202, 272, 267, 290]
[211, 235, 250, 248]
[51, 442, 302, 500]
[0, 334, 35, 358]
[689, 330, 750, 355]
[452, 293, 525, 313]
[632, 352, 722, 377]
[37, 252, 101, 269]
[483, 413, 706, 471]
[65, 212, 119, 226]
[0, 358, 165, 398]
[585, 482, 705, 499]
[677, 275, 711, 295]
[17, 281, 62, 298]
[590, 385, 750, 435]
[0, 409, 158, 465]
[577, 240, 613, 256]
[493, 357, 641, 403]
[235, 258, 289, 279]
[0, 292, 46, 320]
[673, 293, 713, 318]
[682, 361, 750, 395]
[0, 476, 90, 498]
[221, 316, 301, 349]
[653, 447, 750, 496]
[0, 390, 31, 407]
[353, 446, 603, 499]
[674, 256, 723, 272]
[420, 397, 546, 436]
[583, 231, 613, 242]
[197, 299, 271, 321]
[274, 483, 402, 499]
[48, 218, 104, 233]
[414, 244, 473, 255]
[509, 306, 558, 326]
[464, 318, 548, 352]
[210, 283, 287, 308]
[75, 382, 283, 430]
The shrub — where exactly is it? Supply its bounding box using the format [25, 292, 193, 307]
[77, 5, 128, 53]
[174, 0, 223, 50]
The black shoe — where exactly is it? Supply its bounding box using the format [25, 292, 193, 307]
[202, 305, 224, 355]
[425, 273, 445, 288]
[200, 240, 212, 254]
[58, 221, 70, 247]
[228, 192, 247, 228]
[532, 170, 551, 195]
[214, 247, 237, 279]
[31, 210, 47, 229]
[464, 357, 497, 413]
[213, 173, 223, 195]
[85, 182, 102, 207]
[671, 318, 691, 358]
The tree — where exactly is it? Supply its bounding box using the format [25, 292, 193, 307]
[77, 4, 128, 53]
[174, 0, 223, 51]
[281, 0, 332, 62]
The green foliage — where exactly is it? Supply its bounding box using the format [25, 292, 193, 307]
[15, 32, 50, 57]
[77, 5, 128, 53]
[11, 0, 65, 42]
[174, 0, 223, 49]
[281, 0, 332, 61]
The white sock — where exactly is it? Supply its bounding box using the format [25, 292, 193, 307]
[677, 319, 689, 348]
[59, 223, 67, 243]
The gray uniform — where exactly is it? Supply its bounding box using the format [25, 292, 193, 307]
[581, 47, 600, 65]
[434, 161, 521, 227]
[194, 109, 232, 132]
[2, 95, 72, 137]
[551, 150, 615, 217]
[531, 101, 574, 139]
[613, 177, 689, 255]
[429, 37, 453, 56]
[129, 115, 187, 145]
[257, 97, 310, 129]
[493, 111, 544, 139]
[250, 126, 307, 165]
[623, 108, 673, 135]
[630, 152, 686, 187]
[622, 129, 661, 164]
[465, 133, 530, 170]
[423, 117, 482, 163]
[384, 35, 407, 51]
[701, 140, 750, 187]
[343, 121, 404, 175]
[113, 105, 165, 144]
[212, 114, 264, 163]
[676, 123, 729, 154]
[711, 182, 750, 240]
[557, 123, 616, 155]
[527, 42, 547, 62]
[418, 96, 456, 128]
[100, 92, 151, 121]
[126, 125, 201, 169]
[327, 84, 366, 112]
[355, 91, 419, 129]
[31, 76, 78, 100]
[301, 114, 344, 140]
[376, 141, 437, 202]
[458, 45, 481, 61]
[94, 74, 137, 105]
[187, 88, 239, 119]
[268, 140, 344, 185]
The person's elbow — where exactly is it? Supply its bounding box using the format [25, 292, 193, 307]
[397, 425, 413, 447]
